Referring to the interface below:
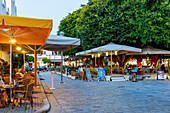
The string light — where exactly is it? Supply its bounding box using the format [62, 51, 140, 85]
[16, 46, 21, 50]
[106, 52, 108, 56]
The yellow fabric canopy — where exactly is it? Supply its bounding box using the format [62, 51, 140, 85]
[0, 15, 53, 45]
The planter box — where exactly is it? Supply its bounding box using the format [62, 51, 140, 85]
[105, 76, 111, 81]
[71, 76, 76, 80]
[68, 75, 72, 78]
[124, 75, 130, 81]
[138, 71, 144, 75]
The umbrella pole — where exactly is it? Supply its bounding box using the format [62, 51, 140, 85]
[95, 55, 96, 67]
[10, 28, 12, 99]
[23, 53, 26, 70]
[34, 50, 37, 86]
[111, 51, 112, 75]
[59, 51, 64, 84]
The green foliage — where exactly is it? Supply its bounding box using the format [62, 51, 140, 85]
[58, 0, 170, 56]
[0, 58, 10, 78]
[26, 55, 34, 63]
[104, 66, 111, 75]
[42, 57, 51, 64]
[104, 60, 108, 66]
[12, 54, 24, 69]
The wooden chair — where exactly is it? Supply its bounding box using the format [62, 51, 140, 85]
[79, 71, 84, 80]
[12, 82, 34, 110]
[0, 91, 4, 107]
[3, 77, 10, 84]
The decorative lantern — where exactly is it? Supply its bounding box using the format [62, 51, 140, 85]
[98, 53, 100, 57]
[106, 52, 108, 56]
[92, 55, 94, 58]
[115, 51, 118, 55]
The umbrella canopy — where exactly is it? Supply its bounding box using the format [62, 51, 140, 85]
[126, 46, 170, 55]
[42, 34, 80, 51]
[0, 15, 52, 86]
[76, 42, 142, 56]
[41, 33, 80, 83]
[0, 15, 52, 45]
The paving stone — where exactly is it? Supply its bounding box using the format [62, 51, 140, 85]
[40, 72, 170, 113]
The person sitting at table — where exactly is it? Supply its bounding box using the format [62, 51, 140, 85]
[150, 64, 154, 68]
[20, 65, 26, 74]
[15, 69, 24, 79]
[0, 77, 9, 107]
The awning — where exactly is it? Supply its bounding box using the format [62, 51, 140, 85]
[76, 42, 142, 56]
[0, 15, 52, 45]
[126, 46, 170, 55]
[0, 15, 53, 86]
[42, 34, 80, 51]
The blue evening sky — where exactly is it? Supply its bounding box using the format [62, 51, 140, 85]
[7, 0, 88, 35]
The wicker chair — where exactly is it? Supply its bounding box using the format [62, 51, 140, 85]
[0, 91, 4, 107]
[12, 82, 34, 110]
[3, 77, 10, 84]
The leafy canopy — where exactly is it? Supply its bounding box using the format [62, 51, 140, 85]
[58, 0, 170, 56]
[26, 55, 34, 63]
[42, 57, 51, 64]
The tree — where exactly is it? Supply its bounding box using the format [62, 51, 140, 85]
[42, 57, 51, 64]
[58, 0, 170, 56]
[26, 55, 34, 63]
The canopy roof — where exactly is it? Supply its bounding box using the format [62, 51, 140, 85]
[76, 42, 142, 56]
[0, 15, 52, 45]
[42, 34, 80, 51]
[126, 46, 170, 55]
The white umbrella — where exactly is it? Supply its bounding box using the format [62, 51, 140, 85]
[42, 32, 80, 83]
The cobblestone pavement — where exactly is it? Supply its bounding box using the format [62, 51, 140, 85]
[40, 72, 170, 113]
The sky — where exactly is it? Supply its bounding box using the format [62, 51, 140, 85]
[6, 0, 88, 35]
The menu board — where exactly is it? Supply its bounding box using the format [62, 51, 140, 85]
[157, 71, 164, 80]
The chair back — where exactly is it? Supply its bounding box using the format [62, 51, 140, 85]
[25, 82, 34, 97]
[4, 77, 10, 84]
[28, 71, 32, 74]
[71, 71, 76, 76]
[15, 74, 20, 79]
[97, 68, 105, 81]
[22, 79, 31, 89]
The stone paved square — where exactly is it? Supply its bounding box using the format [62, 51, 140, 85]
[40, 72, 170, 113]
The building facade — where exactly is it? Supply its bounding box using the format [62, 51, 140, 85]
[0, 0, 17, 62]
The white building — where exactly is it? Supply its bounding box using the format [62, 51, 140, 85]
[0, 0, 17, 62]
[0, 0, 17, 16]
[37, 50, 62, 67]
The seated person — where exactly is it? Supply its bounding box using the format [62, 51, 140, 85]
[0, 77, 8, 107]
[150, 64, 154, 68]
[20, 65, 26, 74]
[15, 69, 24, 79]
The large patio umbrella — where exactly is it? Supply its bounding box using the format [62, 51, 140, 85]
[76, 42, 141, 74]
[0, 15, 52, 86]
[42, 32, 80, 83]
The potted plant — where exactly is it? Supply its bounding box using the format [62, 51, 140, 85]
[71, 71, 76, 80]
[0, 59, 10, 79]
[138, 68, 144, 75]
[104, 66, 111, 81]
[51, 67, 55, 73]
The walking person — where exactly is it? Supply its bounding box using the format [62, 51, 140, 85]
[161, 59, 165, 72]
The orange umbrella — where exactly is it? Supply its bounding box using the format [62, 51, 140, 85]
[0, 15, 52, 86]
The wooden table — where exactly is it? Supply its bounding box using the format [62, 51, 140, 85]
[0, 85, 25, 103]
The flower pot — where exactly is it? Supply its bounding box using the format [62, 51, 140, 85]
[71, 76, 76, 80]
[150, 73, 154, 75]
[68, 75, 72, 78]
[138, 71, 144, 75]
[105, 76, 111, 81]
